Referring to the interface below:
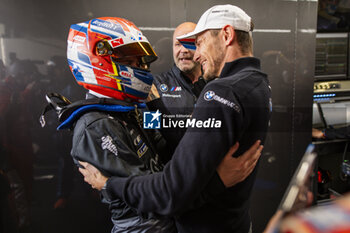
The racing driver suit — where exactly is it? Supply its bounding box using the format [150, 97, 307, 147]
[43, 93, 176, 233]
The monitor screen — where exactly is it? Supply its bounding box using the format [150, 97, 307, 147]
[315, 33, 348, 80]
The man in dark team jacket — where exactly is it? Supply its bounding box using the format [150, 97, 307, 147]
[153, 22, 203, 116]
[80, 5, 271, 233]
[151, 22, 205, 156]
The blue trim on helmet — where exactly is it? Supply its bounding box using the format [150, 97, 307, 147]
[112, 63, 153, 99]
[77, 52, 91, 65]
[118, 77, 132, 85]
[58, 103, 146, 130]
[119, 65, 129, 72]
[72, 69, 85, 82]
[133, 69, 154, 85]
[70, 23, 88, 34]
[124, 86, 148, 99]
[68, 60, 84, 82]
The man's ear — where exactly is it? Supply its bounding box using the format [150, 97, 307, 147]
[222, 25, 235, 46]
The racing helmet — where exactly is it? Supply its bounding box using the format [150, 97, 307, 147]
[67, 17, 157, 101]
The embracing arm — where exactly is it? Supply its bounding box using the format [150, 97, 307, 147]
[79, 139, 263, 191]
[79, 83, 250, 216]
[217, 140, 263, 187]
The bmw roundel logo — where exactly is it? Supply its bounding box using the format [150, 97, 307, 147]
[160, 84, 168, 92]
[204, 91, 215, 101]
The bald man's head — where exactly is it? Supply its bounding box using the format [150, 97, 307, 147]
[173, 22, 199, 76]
[173, 22, 197, 42]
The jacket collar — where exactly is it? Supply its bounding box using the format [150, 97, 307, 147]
[171, 64, 194, 85]
[220, 57, 261, 78]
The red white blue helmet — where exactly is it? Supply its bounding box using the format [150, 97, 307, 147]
[67, 17, 157, 101]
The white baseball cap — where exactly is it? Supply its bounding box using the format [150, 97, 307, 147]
[177, 4, 252, 40]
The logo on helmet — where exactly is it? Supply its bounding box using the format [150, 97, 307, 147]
[110, 38, 124, 48]
[73, 35, 86, 43]
[120, 71, 132, 78]
[91, 19, 125, 35]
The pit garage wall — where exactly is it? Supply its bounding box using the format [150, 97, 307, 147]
[0, 0, 317, 232]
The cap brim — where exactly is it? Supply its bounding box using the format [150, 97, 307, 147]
[176, 31, 197, 40]
[178, 38, 196, 50]
[176, 28, 205, 51]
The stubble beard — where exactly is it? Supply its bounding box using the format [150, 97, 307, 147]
[177, 60, 197, 74]
[204, 46, 225, 81]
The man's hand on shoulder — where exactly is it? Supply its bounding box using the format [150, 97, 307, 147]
[78, 161, 108, 191]
[217, 140, 263, 187]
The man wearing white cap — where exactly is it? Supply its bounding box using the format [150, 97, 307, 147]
[174, 5, 271, 232]
[80, 5, 271, 233]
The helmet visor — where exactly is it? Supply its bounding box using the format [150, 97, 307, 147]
[112, 42, 157, 64]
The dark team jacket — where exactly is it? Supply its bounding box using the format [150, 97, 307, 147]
[153, 64, 198, 115]
[151, 65, 206, 156]
[105, 57, 272, 233]
[60, 96, 176, 232]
